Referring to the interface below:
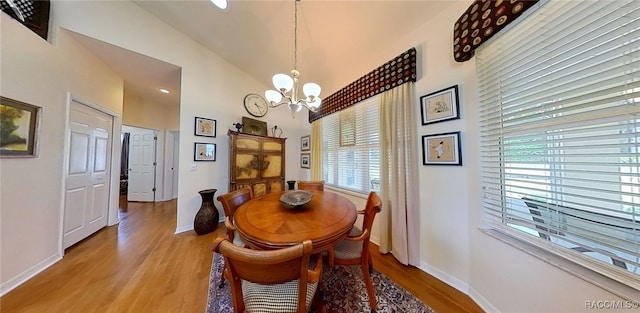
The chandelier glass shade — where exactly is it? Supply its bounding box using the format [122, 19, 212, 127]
[265, 0, 321, 118]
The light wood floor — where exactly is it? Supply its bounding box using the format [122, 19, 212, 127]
[1, 198, 483, 313]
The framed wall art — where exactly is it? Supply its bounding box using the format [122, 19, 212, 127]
[194, 142, 216, 161]
[0, 96, 41, 157]
[195, 116, 216, 137]
[301, 135, 310, 151]
[242, 116, 267, 136]
[422, 131, 462, 166]
[420, 85, 460, 125]
[301, 153, 310, 169]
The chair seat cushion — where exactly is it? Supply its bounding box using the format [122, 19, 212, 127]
[333, 226, 364, 260]
[232, 230, 245, 246]
[242, 280, 318, 313]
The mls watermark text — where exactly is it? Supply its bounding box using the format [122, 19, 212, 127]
[585, 300, 640, 310]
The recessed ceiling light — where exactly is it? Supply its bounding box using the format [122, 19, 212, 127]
[210, 0, 228, 10]
[160, 89, 170, 94]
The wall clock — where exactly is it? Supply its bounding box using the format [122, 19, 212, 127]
[244, 93, 268, 117]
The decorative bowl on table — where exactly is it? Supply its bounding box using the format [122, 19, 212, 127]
[280, 190, 314, 207]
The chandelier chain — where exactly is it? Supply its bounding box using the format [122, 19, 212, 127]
[264, 0, 320, 119]
[294, 0, 298, 71]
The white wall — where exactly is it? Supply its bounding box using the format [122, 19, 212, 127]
[1, 0, 307, 295]
[0, 15, 123, 294]
[48, 1, 309, 235]
[313, 1, 634, 312]
[123, 91, 179, 131]
[401, 2, 627, 312]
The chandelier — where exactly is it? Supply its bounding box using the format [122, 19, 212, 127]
[265, 0, 321, 118]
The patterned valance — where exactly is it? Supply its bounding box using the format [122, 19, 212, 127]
[308, 47, 417, 123]
[0, 0, 50, 40]
[453, 0, 539, 62]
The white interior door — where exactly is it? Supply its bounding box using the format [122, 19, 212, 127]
[63, 101, 112, 249]
[171, 131, 179, 199]
[127, 129, 156, 202]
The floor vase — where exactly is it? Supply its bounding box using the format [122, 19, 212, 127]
[194, 189, 220, 235]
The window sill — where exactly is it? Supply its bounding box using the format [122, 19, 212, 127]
[324, 185, 369, 200]
[479, 227, 639, 301]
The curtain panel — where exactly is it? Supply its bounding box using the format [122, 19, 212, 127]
[379, 83, 420, 266]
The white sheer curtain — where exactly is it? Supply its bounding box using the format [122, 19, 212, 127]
[378, 83, 420, 265]
[310, 119, 323, 180]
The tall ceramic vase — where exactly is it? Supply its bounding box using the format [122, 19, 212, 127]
[194, 189, 220, 235]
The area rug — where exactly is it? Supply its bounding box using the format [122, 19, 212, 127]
[206, 253, 436, 313]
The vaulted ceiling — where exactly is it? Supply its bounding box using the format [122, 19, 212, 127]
[73, 1, 455, 108]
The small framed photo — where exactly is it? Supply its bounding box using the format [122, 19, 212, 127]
[301, 135, 310, 151]
[422, 131, 462, 166]
[301, 153, 310, 169]
[195, 116, 216, 137]
[194, 142, 216, 161]
[420, 85, 460, 125]
[1, 96, 41, 157]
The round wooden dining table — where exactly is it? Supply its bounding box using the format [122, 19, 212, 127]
[233, 190, 357, 253]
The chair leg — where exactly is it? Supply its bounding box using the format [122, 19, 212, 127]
[218, 264, 227, 288]
[327, 247, 335, 267]
[313, 290, 327, 313]
[361, 264, 377, 311]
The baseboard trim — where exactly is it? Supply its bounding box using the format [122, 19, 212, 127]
[1, 253, 62, 297]
[468, 286, 501, 313]
[174, 224, 193, 234]
[417, 262, 470, 295]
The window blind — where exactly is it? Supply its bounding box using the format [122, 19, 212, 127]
[477, 0, 640, 289]
[322, 97, 380, 194]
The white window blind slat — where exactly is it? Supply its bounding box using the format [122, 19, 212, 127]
[322, 97, 380, 193]
[477, 0, 640, 290]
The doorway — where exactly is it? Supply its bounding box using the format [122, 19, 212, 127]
[121, 125, 157, 202]
[63, 98, 114, 249]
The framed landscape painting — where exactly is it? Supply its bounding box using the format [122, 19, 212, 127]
[0, 97, 40, 157]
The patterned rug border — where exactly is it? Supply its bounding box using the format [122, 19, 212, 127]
[206, 253, 436, 313]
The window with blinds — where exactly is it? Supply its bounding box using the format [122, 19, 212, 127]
[477, 0, 639, 288]
[322, 97, 380, 194]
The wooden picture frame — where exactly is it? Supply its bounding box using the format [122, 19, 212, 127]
[242, 116, 267, 136]
[339, 111, 356, 146]
[301, 135, 310, 151]
[0, 96, 41, 157]
[194, 142, 216, 161]
[195, 117, 216, 137]
[301, 153, 310, 169]
[420, 85, 460, 125]
[422, 131, 462, 166]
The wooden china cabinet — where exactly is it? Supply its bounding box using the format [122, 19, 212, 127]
[227, 130, 286, 197]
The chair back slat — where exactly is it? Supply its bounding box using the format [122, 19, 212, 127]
[212, 238, 318, 313]
[217, 187, 254, 217]
[297, 180, 325, 191]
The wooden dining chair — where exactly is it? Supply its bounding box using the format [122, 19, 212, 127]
[212, 237, 326, 313]
[216, 187, 254, 287]
[217, 187, 254, 246]
[329, 191, 382, 311]
[296, 180, 325, 191]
